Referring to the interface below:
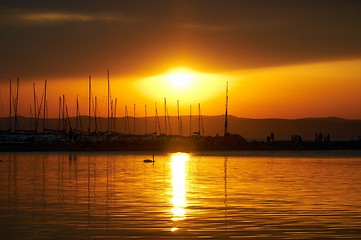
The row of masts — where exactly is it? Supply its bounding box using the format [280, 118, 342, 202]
[2, 72, 217, 136]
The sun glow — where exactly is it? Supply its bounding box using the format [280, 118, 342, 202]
[136, 67, 233, 105]
[166, 72, 194, 88]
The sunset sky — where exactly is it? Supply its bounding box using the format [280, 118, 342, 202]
[0, 0, 361, 119]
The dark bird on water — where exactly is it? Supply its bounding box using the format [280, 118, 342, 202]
[144, 155, 155, 163]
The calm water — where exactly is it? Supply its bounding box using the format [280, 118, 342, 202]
[1, 151, 361, 239]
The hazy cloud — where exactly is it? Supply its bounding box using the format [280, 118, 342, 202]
[18, 12, 97, 23]
[0, 9, 136, 25]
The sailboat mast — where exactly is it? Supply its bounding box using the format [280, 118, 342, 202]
[111, 100, 114, 133]
[155, 102, 161, 135]
[107, 70, 110, 135]
[33, 83, 37, 132]
[88, 76, 91, 133]
[46, 101, 48, 128]
[224, 81, 229, 136]
[189, 105, 192, 136]
[198, 103, 201, 136]
[167, 107, 172, 135]
[177, 100, 180, 136]
[65, 103, 72, 132]
[43, 79, 47, 131]
[154, 103, 156, 134]
[125, 105, 127, 134]
[164, 98, 167, 135]
[15, 78, 19, 132]
[133, 104, 136, 135]
[145, 105, 147, 135]
[9, 78, 12, 132]
[62, 94, 66, 133]
[76, 95, 79, 131]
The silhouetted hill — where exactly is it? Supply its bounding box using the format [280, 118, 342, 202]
[227, 117, 361, 140]
[1, 115, 361, 140]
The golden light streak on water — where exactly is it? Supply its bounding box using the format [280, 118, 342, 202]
[170, 152, 189, 230]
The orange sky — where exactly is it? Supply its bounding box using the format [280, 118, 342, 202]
[0, 58, 360, 119]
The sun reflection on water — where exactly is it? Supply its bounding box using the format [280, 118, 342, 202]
[170, 152, 189, 231]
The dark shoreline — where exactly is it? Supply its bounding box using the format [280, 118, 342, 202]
[1, 135, 360, 152]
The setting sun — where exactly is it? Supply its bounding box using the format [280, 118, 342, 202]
[166, 72, 194, 88]
[135, 67, 232, 106]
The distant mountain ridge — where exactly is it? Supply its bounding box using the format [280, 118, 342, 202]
[1, 115, 360, 140]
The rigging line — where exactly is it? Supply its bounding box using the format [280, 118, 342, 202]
[155, 102, 161, 135]
[78, 106, 84, 132]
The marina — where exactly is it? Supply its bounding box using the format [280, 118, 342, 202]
[1, 78, 360, 151]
